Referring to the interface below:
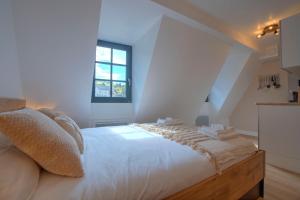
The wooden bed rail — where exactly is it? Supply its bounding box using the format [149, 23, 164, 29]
[0, 97, 26, 112]
[165, 150, 265, 200]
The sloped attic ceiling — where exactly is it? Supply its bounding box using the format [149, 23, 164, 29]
[153, 0, 300, 53]
[188, 0, 300, 48]
[134, 16, 231, 124]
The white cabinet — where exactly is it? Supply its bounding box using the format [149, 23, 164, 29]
[258, 104, 300, 174]
[281, 13, 300, 75]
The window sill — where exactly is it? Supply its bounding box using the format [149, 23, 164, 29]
[91, 97, 132, 103]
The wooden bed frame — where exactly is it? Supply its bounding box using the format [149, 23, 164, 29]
[0, 97, 26, 112]
[165, 151, 265, 200]
[0, 97, 265, 200]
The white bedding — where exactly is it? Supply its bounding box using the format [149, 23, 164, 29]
[31, 126, 256, 200]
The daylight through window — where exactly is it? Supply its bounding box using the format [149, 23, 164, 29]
[92, 40, 132, 103]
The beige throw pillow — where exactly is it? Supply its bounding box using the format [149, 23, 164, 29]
[38, 108, 84, 154]
[0, 108, 84, 177]
[54, 115, 84, 153]
[38, 108, 62, 119]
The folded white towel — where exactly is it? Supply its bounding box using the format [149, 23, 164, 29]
[198, 126, 238, 140]
[210, 123, 225, 131]
[196, 137, 257, 171]
[156, 117, 183, 126]
[200, 126, 233, 135]
[217, 132, 239, 140]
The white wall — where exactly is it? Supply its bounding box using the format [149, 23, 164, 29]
[133, 18, 162, 118]
[288, 73, 300, 92]
[0, 0, 23, 98]
[91, 103, 134, 126]
[135, 16, 231, 124]
[12, 0, 102, 127]
[230, 59, 289, 132]
[209, 44, 252, 124]
[90, 17, 162, 125]
[211, 52, 261, 125]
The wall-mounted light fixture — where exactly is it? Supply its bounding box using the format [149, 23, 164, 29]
[256, 24, 280, 39]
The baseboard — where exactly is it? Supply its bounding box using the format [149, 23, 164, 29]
[236, 129, 258, 137]
[90, 118, 133, 128]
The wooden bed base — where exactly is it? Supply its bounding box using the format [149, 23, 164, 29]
[0, 97, 26, 112]
[165, 151, 265, 200]
[0, 98, 265, 200]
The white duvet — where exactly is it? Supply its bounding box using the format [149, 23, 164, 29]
[31, 126, 255, 200]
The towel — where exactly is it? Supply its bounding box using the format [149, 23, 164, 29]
[199, 126, 238, 140]
[210, 123, 225, 130]
[156, 117, 183, 126]
[193, 138, 257, 172]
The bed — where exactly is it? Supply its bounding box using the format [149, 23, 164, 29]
[0, 98, 265, 200]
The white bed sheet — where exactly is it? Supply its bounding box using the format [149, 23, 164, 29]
[32, 126, 215, 200]
[31, 126, 254, 200]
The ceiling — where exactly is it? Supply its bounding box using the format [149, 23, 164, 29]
[99, 0, 300, 49]
[187, 0, 300, 47]
[98, 0, 164, 45]
[98, 0, 241, 46]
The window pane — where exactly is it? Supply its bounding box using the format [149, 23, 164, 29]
[112, 82, 126, 97]
[96, 46, 111, 62]
[113, 49, 126, 65]
[95, 80, 110, 97]
[95, 63, 111, 80]
[112, 65, 126, 81]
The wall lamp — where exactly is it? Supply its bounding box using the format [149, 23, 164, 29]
[256, 24, 280, 39]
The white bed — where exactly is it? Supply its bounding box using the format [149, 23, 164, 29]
[31, 125, 257, 200]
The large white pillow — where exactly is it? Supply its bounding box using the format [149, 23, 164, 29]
[0, 133, 40, 200]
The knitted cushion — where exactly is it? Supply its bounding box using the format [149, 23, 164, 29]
[54, 114, 84, 153]
[0, 108, 83, 177]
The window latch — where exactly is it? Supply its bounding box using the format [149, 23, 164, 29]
[128, 78, 131, 87]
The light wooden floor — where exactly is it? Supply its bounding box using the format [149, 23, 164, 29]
[241, 135, 300, 200]
[264, 164, 300, 200]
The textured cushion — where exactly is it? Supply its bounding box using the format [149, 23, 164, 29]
[0, 98, 26, 113]
[0, 132, 40, 200]
[38, 108, 62, 119]
[38, 108, 84, 153]
[54, 115, 84, 153]
[0, 108, 84, 177]
[0, 131, 12, 147]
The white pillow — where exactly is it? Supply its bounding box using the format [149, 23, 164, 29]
[0, 132, 40, 200]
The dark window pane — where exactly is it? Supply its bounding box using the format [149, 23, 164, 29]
[113, 49, 126, 65]
[112, 65, 126, 81]
[95, 80, 110, 97]
[96, 46, 111, 62]
[95, 63, 111, 80]
[112, 82, 126, 97]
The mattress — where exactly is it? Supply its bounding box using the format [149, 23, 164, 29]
[31, 125, 256, 200]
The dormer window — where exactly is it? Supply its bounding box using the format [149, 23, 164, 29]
[92, 40, 132, 103]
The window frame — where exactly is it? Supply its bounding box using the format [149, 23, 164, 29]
[91, 40, 132, 103]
